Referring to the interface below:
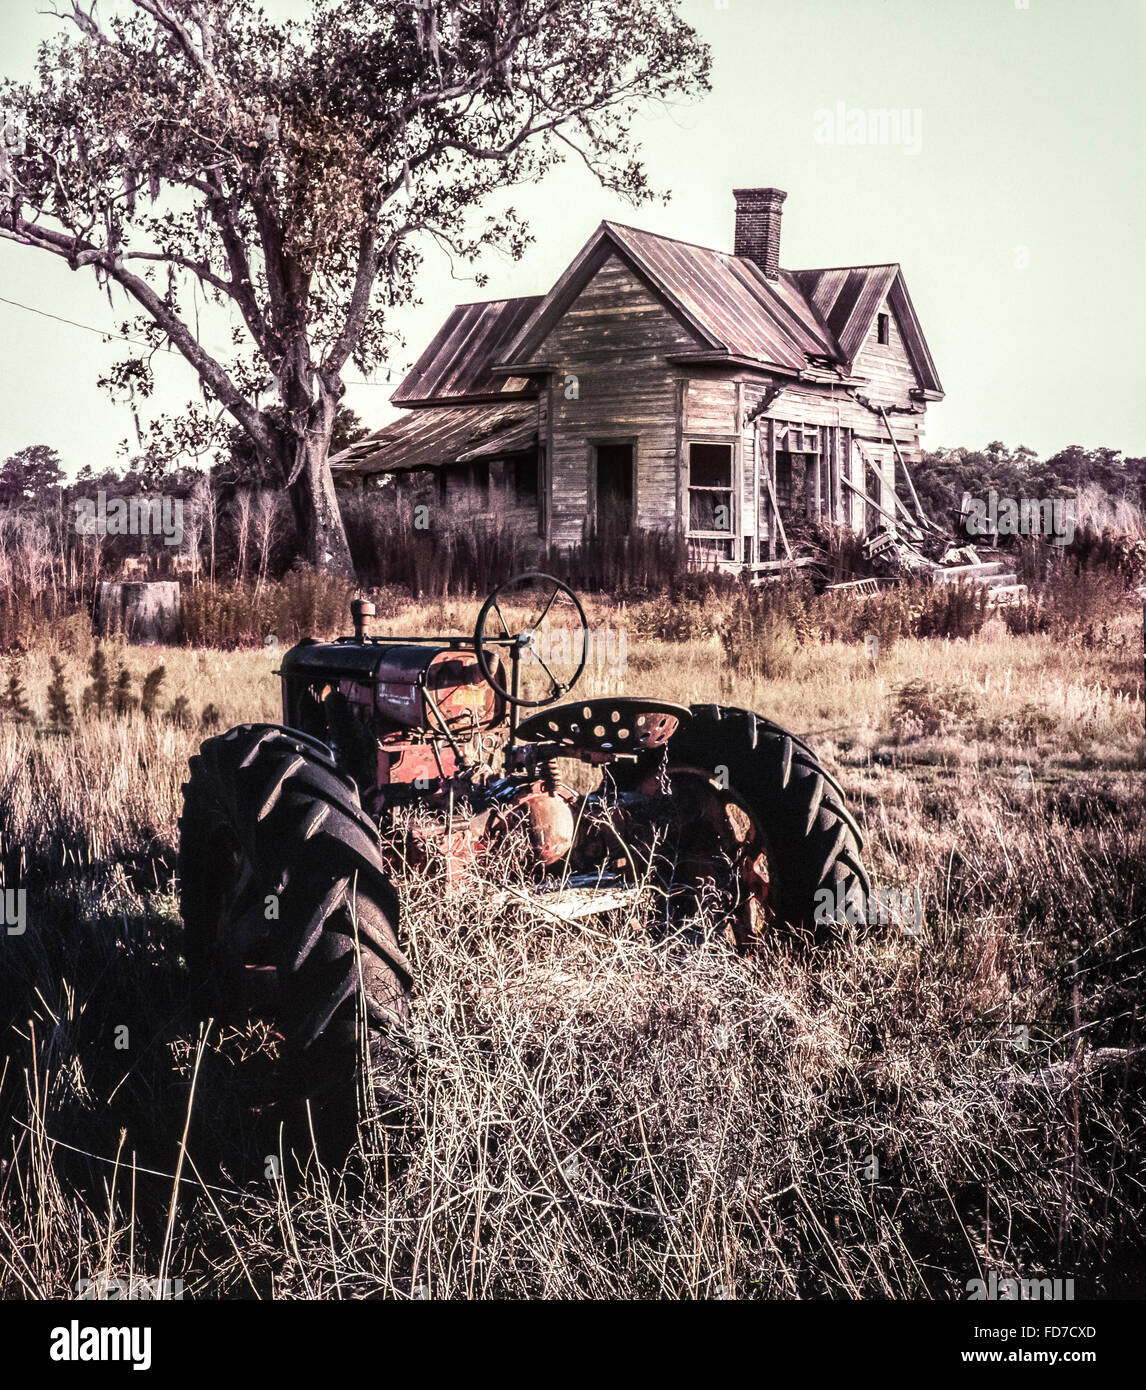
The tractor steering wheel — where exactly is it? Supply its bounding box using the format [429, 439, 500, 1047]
[473, 573, 589, 708]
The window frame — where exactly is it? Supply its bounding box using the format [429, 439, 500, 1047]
[685, 437, 738, 540]
[771, 422, 827, 519]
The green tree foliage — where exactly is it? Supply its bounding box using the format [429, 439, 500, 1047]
[914, 443, 1146, 524]
[0, 445, 64, 508]
[1035, 445, 1129, 498]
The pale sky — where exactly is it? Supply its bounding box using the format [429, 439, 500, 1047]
[0, 0, 1143, 476]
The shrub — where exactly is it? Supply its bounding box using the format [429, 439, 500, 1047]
[45, 655, 74, 731]
[975, 702, 1057, 745]
[631, 594, 725, 643]
[999, 596, 1051, 637]
[816, 579, 989, 649]
[720, 581, 814, 680]
[82, 646, 111, 717]
[2, 658, 33, 723]
[140, 666, 166, 719]
[1040, 562, 1128, 634]
[892, 680, 978, 738]
[167, 695, 193, 729]
[112, 666, 136, 716]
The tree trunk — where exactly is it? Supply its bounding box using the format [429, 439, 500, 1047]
[269, 395, 356, 578]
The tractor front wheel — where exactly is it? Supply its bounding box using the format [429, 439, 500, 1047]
[179, 724, 411, 1149]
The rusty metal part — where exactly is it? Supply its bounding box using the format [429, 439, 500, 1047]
[483, 780, 580, 870]
[350, 598, 375, 642]
[516, 698, 692, 754]
[520, 790, 576, 865]
[377, 738, 458, 786]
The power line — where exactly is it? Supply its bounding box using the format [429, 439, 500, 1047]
[0, 293, 398, 385]
[0, 293, 156, 349]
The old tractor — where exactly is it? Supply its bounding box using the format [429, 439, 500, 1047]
[179, 574, 869, 1133]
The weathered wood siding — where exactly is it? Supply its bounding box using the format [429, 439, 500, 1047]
[537, 253, 701, 545]
[519, 272, 928, 548]
[852, 297, 918, 408]
[683, 378, 738, 434]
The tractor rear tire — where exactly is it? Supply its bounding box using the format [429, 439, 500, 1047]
[623, 705, 871, 938]
[179, 724, 411, 1147]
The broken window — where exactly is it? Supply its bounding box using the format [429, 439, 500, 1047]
[774, 424, 821, 517]
[877, 312, 890, 346]
[688, 442, 734, 534]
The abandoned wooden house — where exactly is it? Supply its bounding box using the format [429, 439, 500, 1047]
[330, 186, 944, 566]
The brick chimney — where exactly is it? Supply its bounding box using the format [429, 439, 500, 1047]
[733, 187, 787, 280]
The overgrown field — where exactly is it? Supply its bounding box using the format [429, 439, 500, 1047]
[0, 594, 1143, 1299]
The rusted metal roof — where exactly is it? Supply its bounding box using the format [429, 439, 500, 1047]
[391, 297, 544, 405]
[330, 402, 536, 477]
[604, 222, 842, 369]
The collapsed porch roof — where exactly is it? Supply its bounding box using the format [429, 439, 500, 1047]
[329, 402, 537, 478]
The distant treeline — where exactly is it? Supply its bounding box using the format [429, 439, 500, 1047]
[912, 442, 1146, 528]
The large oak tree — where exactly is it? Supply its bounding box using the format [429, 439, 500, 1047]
[0, 0, 708, 573]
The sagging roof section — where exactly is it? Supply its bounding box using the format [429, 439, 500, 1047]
[391, 296, 544, 405]
[329, 402, 536, 478]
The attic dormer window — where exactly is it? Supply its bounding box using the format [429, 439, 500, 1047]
[877, 312, 890, 346]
